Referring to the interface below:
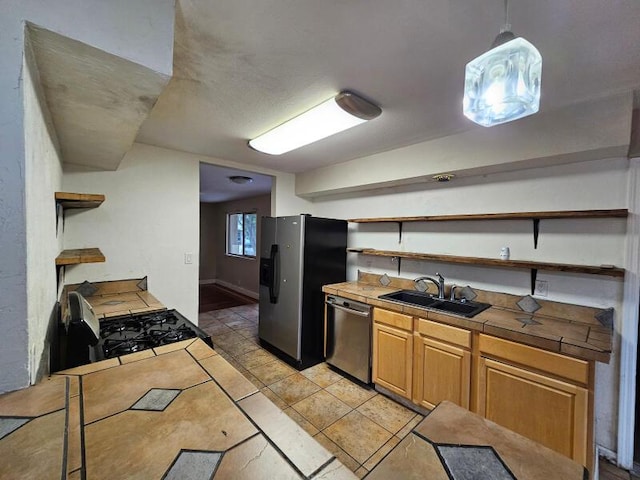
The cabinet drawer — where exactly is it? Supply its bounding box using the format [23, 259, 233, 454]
[416, 318, 471, 349]
[373, 308, 412, 331]
[478, 334, 589, 385]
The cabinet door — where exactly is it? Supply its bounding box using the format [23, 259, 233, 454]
[477, 357, 588, 465]
[372, 322, 413, 399]
[413, 334, 471, 410]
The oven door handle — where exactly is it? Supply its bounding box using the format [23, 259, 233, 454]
[325, 301, 371, 317]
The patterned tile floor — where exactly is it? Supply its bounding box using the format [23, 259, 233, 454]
[198, 304, 637, 480]
[198, 304, 421, 478]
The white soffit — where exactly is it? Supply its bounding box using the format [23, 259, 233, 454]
[295, 93, 633, 198]
[26, 23, 170, 171]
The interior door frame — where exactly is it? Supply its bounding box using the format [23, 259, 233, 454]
[617, 157, 640, 469]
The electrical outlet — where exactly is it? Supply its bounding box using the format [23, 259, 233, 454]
[184, 253, 193, 264]
[534, 280, 548, 297]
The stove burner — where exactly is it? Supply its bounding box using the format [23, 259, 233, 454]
[151, 326, 197, 345]
[101, 320, 143, 336]
[145, 313, 175, 325]
[95, 309, 211, 361]
[103, 335, 155, 357]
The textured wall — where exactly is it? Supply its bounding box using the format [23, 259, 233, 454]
[62, 143, 200, 323]
[23, 35, 63, 384]
[0, 0, 174, 393]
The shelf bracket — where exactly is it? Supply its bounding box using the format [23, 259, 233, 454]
[392, 256, 402, 276]
[532, 218, 540, 249]
[397, 221, 403, 243]
[55, 203, 63, 235]
[530, 268, 538, 295]
[56, 265, 65, 293]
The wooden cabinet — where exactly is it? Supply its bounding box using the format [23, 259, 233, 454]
[369, 306, 594, 469]
[413, 319, 471, 410]
[476, 334, 591, 466]
[372, 308, 413, 399]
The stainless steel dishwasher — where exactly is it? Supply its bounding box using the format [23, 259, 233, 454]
[325, 295, 372, 383]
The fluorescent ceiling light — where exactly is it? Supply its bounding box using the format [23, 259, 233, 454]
[463, 0, 542, 127]
[249, 91, 381, 155]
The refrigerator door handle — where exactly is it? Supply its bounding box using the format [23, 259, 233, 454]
[269, 244, 279, 303]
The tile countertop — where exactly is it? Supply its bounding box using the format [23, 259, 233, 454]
[0, 339, 356, 480]
[323, 276, 613, 363]
[62, 277, 166, 319]
[369, 400, 586, 480]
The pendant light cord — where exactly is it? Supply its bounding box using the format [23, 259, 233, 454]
[501, 0, 511, 33]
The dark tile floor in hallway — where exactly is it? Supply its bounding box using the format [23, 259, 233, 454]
[198, 304, 637, 480]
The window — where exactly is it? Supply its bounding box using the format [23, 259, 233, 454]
[226, 212, 257, 257]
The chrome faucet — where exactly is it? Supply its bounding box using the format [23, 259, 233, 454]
[414, 272, 445, 299]
[450, 284, 458, 301]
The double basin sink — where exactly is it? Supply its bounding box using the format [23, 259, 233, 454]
[378, 290, 491, 318]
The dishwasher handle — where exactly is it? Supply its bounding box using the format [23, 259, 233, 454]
[325, 301, 371, 317]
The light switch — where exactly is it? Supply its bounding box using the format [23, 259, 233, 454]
[184, 253, 193, 264]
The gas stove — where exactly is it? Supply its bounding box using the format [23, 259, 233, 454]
[61, 291, 212, 369]
[97, 310, 212, 360]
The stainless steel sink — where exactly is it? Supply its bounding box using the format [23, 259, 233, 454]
[378, 290, 491, 318]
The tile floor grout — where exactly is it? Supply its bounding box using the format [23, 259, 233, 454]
[198, 304, 638, 480]
[199, 305, 418, 477]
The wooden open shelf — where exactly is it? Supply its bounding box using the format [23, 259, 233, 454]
[348, 209, 628, 223]
[55, 192, 105, 209]
[56, 248, 106, 266]
[347, 248, 625, 278]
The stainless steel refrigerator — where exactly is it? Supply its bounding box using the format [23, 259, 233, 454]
[259, 215, 347, 368]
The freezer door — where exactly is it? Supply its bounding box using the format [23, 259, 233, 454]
[259, 216, 304, 360]
[259, 216, 276, 258]
[259, 217, 277, 343]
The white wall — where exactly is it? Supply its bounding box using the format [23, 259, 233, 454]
[62, 143, 200, 323]
[22, 35, 63, 386]
[310, 157, 629, 451]
[273, 172, 313, 216]
[0, 0, 174, 393]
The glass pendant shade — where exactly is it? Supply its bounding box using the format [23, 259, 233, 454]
[463, 36, 542, 127]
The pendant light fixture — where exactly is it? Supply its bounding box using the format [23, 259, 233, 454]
[463, 0, 542, 127]
[248, 91, 381, 155]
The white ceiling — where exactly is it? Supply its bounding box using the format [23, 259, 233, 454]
[135, 0, 640, 174]
[200, 163, 272, 203]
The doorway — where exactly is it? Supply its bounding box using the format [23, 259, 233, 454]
[198, 163, 272, 313]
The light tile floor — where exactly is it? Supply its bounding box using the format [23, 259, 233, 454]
[198, 304, 637, 480]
